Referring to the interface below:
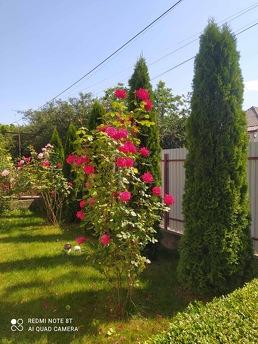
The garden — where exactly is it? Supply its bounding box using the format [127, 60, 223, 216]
[0, 22, 257, 344]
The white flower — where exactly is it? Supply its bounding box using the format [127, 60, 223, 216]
[37, 153, 44, 159]
[1, 169, 10, 177]
[42, 148, 47, 152]
[74, 245, 81, 251]
[45, 143, 54, 149]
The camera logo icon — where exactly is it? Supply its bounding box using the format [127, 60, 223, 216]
[11, 319, 23, 331]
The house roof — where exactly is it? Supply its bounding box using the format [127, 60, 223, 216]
[246, 106, 258, 128]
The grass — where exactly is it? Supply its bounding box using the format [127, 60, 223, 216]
[1, 210, 256, 344]
[0, 209, 199, 344]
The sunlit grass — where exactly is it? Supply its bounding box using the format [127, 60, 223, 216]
[0, 210, 199, 343]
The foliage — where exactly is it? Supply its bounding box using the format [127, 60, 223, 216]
[154, 81, 190, 148]
[0, 135, 14, 213]
[88, 100, 105, 130]
[16, 144, 71, 224]
[147, 278, 258, 344]
[63, 123, 77, 180]
[178, 22, 253, 294]
[69, 90, 173, 312]
[50, 127, 65, 162]
[19, 92, 94, 153]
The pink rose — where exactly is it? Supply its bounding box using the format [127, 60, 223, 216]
[164, 194, 175, 206]
[144, 99, 153, 112]
[152, 186, 161, 197]
[135, 88, 150, 101]
[139, 147, 150, 157]
[83, 165, 95, 175]
[79, 199, 87, 208]
[75, 236, 88, 245]
[141, 171, 154, 183]
[118, 191, 131, 202]
[114, 89, 127, 99]
[76, 210, 85, 220]
[100, 233, 111, 246]
[118, 141, 137, 154]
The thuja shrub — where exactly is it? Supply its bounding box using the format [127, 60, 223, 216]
[146, 278, 258, 344]
[67, 89, 174, 311]
[178, 22, 253, 294]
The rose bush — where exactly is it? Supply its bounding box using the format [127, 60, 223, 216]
[68, 89, 175, 313]
[16, 144, 71, 224]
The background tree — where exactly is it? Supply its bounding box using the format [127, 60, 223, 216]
[153, 81, 190, 148]
[88, 100, 105, 131]
[128, 57, 161, 183]
[177, 22, 253, 294]
[50, 128, 64, 163]
[63, 123, 77, 179]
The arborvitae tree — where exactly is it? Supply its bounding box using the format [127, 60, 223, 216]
[63, 123, 77, 179]
[177, 22, 253, 294]
[88, 101, 105, 131]
[50, 127, 64, 162]
[128, 57, 161, 183]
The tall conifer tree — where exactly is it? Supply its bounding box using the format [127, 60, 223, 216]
[50, 127, 64, 162]
[63, 123, 77, 179]
[88, 101, 105, 131]
[178, 22, 253, 294]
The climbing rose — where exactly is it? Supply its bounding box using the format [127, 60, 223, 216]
[100, 233, 111, 246]
[135, 88, 150, 101]
[75, 236, 88, 245]
[152, 186, 161, 197]
[114, 89, 127, 99]
[75, 156, 89, 165]
[141, 171, 154, 183]
[118, 191, 131, 202]
[79, 199, 87, 208]
[164, 194, 175, 206]
[144, 99, 153, 112]
[139, 147, 150, 157]
[118, 141, 137, 154]
[115, 128, 128, 140]
[76, 210, 85, 220]
[83, 165, 95, 175]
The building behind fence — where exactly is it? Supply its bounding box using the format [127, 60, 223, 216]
[161, 142, 258, 254]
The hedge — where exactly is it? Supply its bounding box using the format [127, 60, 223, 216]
[146, 278, 258, 344]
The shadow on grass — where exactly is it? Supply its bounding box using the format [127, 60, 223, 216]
[0, 251, 196, 344]
[0, 233, 74, 244]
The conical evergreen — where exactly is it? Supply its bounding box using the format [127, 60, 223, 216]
[63, 123, 77, 179]
[88, 100, 105, 131]
[50, 127, 64, 162]
[177, 22, 253, 294]
[128, 57, 161, 183]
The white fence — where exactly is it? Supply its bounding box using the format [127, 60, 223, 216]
[161, 142, 258, 254]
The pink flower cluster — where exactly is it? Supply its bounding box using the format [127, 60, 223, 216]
[105, 127, 128, 140]
[135, 88, 153, 112]
[66, 154, 90, 165]
[141, 171, 154, 183]
[116, 157, 134, 168]
[118, 191, 131, 202]
[139, 147, 150, 157]
[100, 233, 111, 246]
[75, 236, 88, 245]
[114, 89, 127, 99]
[118, 141, 137, 154]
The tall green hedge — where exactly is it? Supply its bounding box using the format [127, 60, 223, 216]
[147, 278, 258, 344]
[177, 22, 253, 294]
[50, 127, 64, 163]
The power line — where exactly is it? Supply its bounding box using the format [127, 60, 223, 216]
[39, 0, 184, 108]
[82, 3, 258, 97]
[151, 21, 258, 81]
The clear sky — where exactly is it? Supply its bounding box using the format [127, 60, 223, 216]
[0, 0, 258, 124]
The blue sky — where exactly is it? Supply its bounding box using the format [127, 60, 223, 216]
[0, 0, 258, 124]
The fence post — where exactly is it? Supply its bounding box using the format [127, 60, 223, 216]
[164, 153, 169, 230]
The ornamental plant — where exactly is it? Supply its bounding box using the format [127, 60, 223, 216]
[178, 22, 253, 294]
[68, 89, 174, 313]
[16, 143, 71, 224]
[0, 136, 14, 213]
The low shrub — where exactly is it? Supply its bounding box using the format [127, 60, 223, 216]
[146, 278, 258, 344]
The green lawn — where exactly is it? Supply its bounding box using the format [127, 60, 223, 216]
[0, 210, 199, 344]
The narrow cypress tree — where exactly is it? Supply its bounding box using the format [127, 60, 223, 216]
[128, 57, 161, 183]
[177, 22, 253, 294]
[63, 123, 77, 179]
[88, 100, 105, 131]
[50, 127, 64, 162]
